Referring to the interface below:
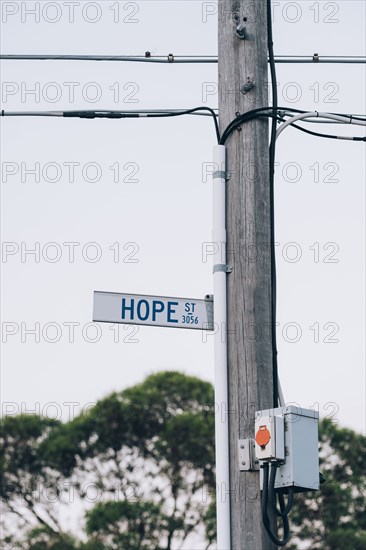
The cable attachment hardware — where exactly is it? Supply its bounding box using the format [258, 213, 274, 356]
[241, 77, 256, 95]
[238, 439, 260, 471]
[213, 264, 233, 274]
[313, 52, 319, 63]
[213, 170, 227, 180]
[235, 23, 247, 39]
[168, 53, 174, 62]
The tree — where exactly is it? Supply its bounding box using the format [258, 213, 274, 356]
[20, 527, 77, 550]
[84, 500, 170, 549]
[290, 418, 366, 549]
[1, 372, 365, 549]
[0, 414, 67, 538]
[1, 371, 216, 549]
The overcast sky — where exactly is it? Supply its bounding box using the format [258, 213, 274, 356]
[1, 0, 365, 435]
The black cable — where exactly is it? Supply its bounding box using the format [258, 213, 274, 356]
[63, 111, 139, 118]
[219, 107, 287, 144]
[149, 107, 221, 143]
[219, 107, 266, 143]
[261, 462, 291, 546]
[267, 0, 279, 409]
[290, 122, 366, 141]
[262, 462, 270, 525]
[231, 111, 366, 142]
[219, 107, 366, 144]
[278, 490, 294, 517]
[63, 107, 221, 143]
[3, 107, 363, 145]
[269, 462, 295, 517]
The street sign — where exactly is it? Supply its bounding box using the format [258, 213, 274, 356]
[93, 291, 214, 330]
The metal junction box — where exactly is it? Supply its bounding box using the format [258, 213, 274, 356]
[256, 406, 319, 493]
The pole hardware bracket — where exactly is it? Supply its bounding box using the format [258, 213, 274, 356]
[235, 23, 247, 39]
[213, 264, 233, 274]
[241, 77, 256, 95]
[213, 170, 227, 180]
[212, 169, 231, 181]
[238, 439, 260, 471]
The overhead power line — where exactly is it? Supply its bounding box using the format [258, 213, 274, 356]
[0, 54, 217, 63]
[218, 108, 366, 145]
[1, 107, 221, 142]
[276, 111, 366, 140]
[1, 108, 218, 117]
[0, 54, 365, 64]
[2, 107, 365, 145]
[274, 55, 366, 64]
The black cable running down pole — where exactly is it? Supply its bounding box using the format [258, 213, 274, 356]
[267, 0, 279, 408]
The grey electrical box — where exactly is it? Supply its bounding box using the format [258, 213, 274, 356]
[256, 405, 319, 493]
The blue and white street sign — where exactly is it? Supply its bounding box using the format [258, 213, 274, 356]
[93, 291, 214, 330]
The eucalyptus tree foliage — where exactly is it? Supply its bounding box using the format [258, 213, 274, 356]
[1, 372, 216, 549]
[0, 415, 65, 536]
[289, 418, 366, 550]
[1, 373, 365, 549]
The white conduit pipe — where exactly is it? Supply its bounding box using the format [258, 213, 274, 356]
[212, 145, 231, 550]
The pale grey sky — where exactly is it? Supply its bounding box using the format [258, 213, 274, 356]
[1, 0, 365, 435]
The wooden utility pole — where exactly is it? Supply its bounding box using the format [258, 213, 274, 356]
[218, 1, 277, 548]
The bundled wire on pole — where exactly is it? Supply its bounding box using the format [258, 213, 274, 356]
[2, 107, 365, 145]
